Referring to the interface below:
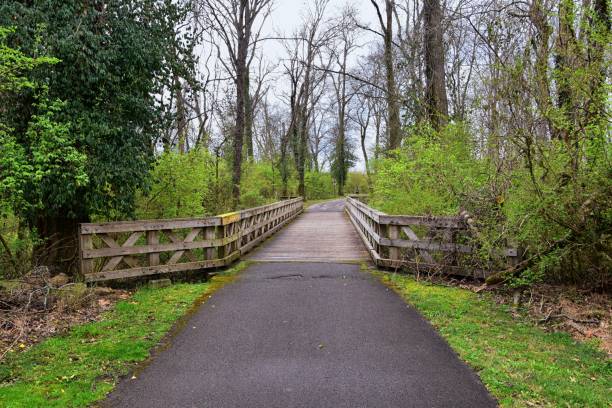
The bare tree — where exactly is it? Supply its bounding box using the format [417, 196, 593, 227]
[367, 0, 402, 150]
[279, 0, 331, 197]
[204, 0, 273, 207]
[328, 6, 359, 195]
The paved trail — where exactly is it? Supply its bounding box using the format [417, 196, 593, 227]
[105, 200, 496, 408]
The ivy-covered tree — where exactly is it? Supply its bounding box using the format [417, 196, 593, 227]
[0, 1, 196, 273]
[330, 131, 356, 196]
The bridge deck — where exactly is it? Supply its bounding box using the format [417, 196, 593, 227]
[246, 199, 369, 263]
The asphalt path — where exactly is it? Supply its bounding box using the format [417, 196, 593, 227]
[105, 262, 496, 407]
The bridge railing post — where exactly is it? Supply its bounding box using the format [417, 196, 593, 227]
[387, 223, 400, 266]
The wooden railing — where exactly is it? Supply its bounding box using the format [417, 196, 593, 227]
[345, 196, 518, 278]
[79, 198, 303, 282]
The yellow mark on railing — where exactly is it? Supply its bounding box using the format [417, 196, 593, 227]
[218, 212, 241, 225]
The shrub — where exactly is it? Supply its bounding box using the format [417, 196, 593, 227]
[304, 171, 336, 200]
[135, 149, 218, 219]
[369, 123, 611, 289]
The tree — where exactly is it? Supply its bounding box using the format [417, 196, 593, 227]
[0, 1, 194, 273]
[328, 7, 359, 195]
[423, 0, 449, 129]
[368, 0, 402, 150]
[204, 0, 273, 207]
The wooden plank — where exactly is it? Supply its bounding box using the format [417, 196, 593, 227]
[346, 207, 382, 264]
[379, 215, 466, 229]
[81, 217, 222, 234]
[388, 224, 400, 261]
[345, 197, 517, 278]
[205, 226, 216, 260]
[401, 226, 435, 263]
[147, 230, 159, 266]
[101, 232, 143, 271]
[84, 234, 239, 259]
[167, 228, 201, 265]
[84, 251, 241, 282]
[236, 197, 303, 219]
[248, 201, 368, 262]
[380, 237, 473, 253]
[79, 234, 94, 275]
[345, 205, 383, 244]
[239, 206, 302, 255]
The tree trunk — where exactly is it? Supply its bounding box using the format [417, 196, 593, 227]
[244, 71, 254, 159]
[423, 0, 449, 130]
[384, 0, 401, 149]
[175, 76, 187, 154]
[554, 0, 579, 142]
[231, 3, 249, 209]
[360, 124, 371, 191]
[529, 0, 558, 140]
[232, 66, 246, 208]
[297, 71, 312, 198]
[279, 123, 290, 197]
[33, 215, 83, 275]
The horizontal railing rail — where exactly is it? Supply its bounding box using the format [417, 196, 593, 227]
[345, 196, 518, 278]
[79, 198, 304, 282]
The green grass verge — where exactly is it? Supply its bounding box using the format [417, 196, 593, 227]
[376, 271, 611, 407]
[0, 263, 247, 408]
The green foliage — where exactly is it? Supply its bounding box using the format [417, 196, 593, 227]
[135, 149, 218, 219]
[239, 161, 279, 209]
[331, 136, 356, 195]
[135, 156, 318, 219]
[369, 122, 611, 288]
[502, 137, 611, 286]
[345, 172, 369, 195]
[379, 272, 611, 407]
[0, 25, 87, 276]
[304, 171, 336, 200]
[0, 27, 86, 219]
[370, 123, 488, 215]
[0, 1, 195, 222]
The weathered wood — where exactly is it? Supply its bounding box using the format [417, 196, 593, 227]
[84, 252, 241, 282]
[247, 200, 368, 263]
[79, 198, 304, 282]
[101, 232, 143, 271]
[79, 234, 93, 276]
[388, 224, 400, 261]
[81, 218, 222, 234]
[345, 196, 517, 278]
[147, 230, 160, 266]
[82, 236, 236, 259]
[205, 226, 216, 260]
[401, 226, 435, 263]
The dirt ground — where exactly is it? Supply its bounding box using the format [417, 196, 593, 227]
[450, 279, 611, 356]
[0, 269, 131, 361]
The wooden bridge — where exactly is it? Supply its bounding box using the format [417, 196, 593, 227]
[102, 196, 501, 407]
[79, 197, 518, 282]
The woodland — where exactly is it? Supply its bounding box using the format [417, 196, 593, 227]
[0, 1, 610, 406]
[0, 0, 610, 290]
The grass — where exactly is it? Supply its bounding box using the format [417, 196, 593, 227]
[0, 263, 247, 408]
[376, 271, 611, 407]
